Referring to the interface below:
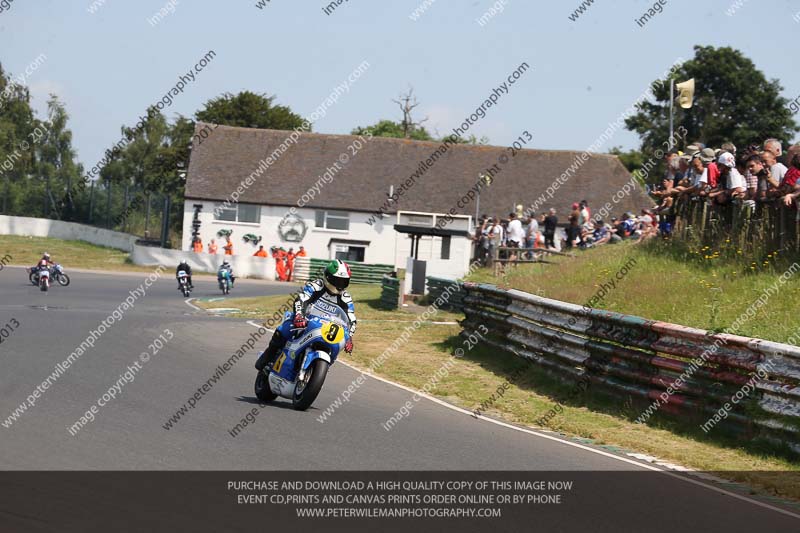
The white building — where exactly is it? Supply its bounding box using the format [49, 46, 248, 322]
[183, 123, 649, 280]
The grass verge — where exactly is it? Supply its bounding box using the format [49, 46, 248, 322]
[197, 282, 800, 502]
[0, 235, 157, 273]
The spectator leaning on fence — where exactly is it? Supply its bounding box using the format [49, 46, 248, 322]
[708, 152, 746, 205]
[781, 153, 800, 207]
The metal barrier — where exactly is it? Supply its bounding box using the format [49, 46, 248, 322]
[426, 276, 464, 311]
[293, 257, 393, 284]
[380, 275, 402, 309]
[460, 281, 800, 450]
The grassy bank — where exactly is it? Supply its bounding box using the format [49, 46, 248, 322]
[0, 235, 155, 272]
[471, 241, 800, 343]
[198, 283, 800, 502]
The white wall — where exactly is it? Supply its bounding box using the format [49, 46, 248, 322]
[182, 200, 396, 264]
[394, 233, 472, 280]
[0, 215, 138, 251]
[131, 243, 276, 280]
[181, 201, 473, 279]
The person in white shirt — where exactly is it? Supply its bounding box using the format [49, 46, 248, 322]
[506, 213, 525, 247]
[709, 152, 745, 204]
[761, 149, 788, 186]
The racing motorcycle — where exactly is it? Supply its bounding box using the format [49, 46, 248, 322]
[38, 267, 50, 292]
[254, 301, 349, 411]
[28, 264, 70, 287]
[177, 270, 191, 298]
[218, 269, 232, 295]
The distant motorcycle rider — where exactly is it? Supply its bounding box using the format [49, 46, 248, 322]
[176, 260, 193, 289]
[255, 259, 357, 372]
[218, 260, 235, 286]
[35, 252, 53, 271]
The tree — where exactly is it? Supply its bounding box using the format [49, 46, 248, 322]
[625, 46, 798, 155]
[39, 96, 84, 220]
[195, 91, 306, 130]
[608, 146, 646, 174]
[351, 119, 433, 141]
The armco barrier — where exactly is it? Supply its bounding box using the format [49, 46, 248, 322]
[380, 275, 402, 309]
[460, 282, 800, 450]
[294, 257, 392, 284]
[426, 276, 464, 311]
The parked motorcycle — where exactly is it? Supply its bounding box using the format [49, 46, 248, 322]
[177, 270, 191, 298]
[254, 302, 349, 411]
[218, 269, 232, 295]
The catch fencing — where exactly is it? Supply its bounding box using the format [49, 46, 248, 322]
[293, 257, 393, 284]
[460, 282, 800, 450]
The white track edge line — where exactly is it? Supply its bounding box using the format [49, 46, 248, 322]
[243, 323, 800, 520]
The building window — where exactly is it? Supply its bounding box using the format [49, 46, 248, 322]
[214, 203, 261, 223]
[334, 245, 365, 263]
[315, 210, 349, 231]
[440, 236, 451, 260]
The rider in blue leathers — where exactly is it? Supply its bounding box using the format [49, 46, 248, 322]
[255, 259, 356, 372]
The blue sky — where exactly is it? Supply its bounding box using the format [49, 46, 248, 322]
[1, 0, 799, 169]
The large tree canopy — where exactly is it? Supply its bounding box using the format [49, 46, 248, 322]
[625, 46, 798, 154]
[195, 91, 306, 130]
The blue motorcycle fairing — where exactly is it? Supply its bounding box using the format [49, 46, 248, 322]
[272, 313, 348, 382]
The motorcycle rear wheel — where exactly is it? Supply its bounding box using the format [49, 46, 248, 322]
[254, 371, 278, 402]
[40, 281, 48, 292]
[292, 359, 329, 411]
[57, 273, 70, 287]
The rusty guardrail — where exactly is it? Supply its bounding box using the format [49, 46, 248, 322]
[460, 282, 800, 451]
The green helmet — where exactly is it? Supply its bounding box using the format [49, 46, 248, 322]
[324, 259, 351, 293]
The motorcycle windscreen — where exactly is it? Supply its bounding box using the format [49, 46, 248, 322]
[305, 300, 350, 330]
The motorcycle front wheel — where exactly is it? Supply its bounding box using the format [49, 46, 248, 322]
[29, 272, 38, 285]
[57, 273, 70, 287]
[254, 371, 278, 402]
[292, 359, 329, 411]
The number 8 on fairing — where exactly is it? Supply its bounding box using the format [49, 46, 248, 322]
[326, 324, 340, 342]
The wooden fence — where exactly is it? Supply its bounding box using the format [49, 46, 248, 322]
[673, 198, 800, 257]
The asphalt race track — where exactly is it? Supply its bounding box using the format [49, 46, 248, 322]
[0, 267, 798, 530]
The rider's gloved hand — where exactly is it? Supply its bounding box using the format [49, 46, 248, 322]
[292, 313, 308, 329]
[344, 339, 354, 353]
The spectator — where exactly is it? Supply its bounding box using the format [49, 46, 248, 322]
[525, 213, 540, 256]
[764, 138, 782, 160]
[296, 246, 307, 257]
[208, 239, 218, 255]
[543, 208, 558, 249]
[192, 238, 203, 253]
[591, 220, 611, 246]
[761, 149, 788, 192]
[506, 212, 525, 251]
[682, 149, 713, 197]
[609, 216, 623, 243]
[487, 216, 503, 262]
[564, 203, 581, 250]
[709, 152, 745, 204]
[746, 154, 780, 200]
[223, 236, 234, 255]
[781, 153, 800, 206]
[254, 245, 268, 258]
